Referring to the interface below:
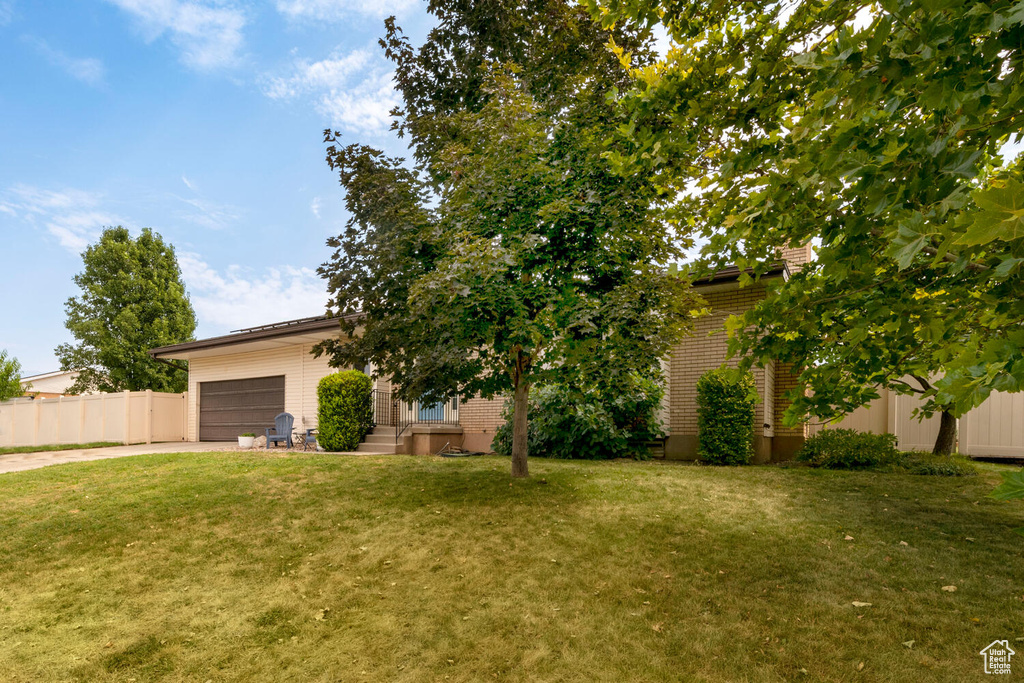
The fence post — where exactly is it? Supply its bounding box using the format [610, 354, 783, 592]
[78, 396, 85, 443]
[33, 399, 41, 447]
[145, 389, 153, 444]
[56, 395, 63, 444]
[123, 390, 131, 445]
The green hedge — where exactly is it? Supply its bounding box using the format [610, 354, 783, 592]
[796, 431, 977, 476]
[796, 429, 900, 469]
[696, 368, 756, 465]
[317, 370, 373, 452]
[493, 377, 664, 460]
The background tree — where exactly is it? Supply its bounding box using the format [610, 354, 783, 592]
[56, 227, 196, 394]
[590, 0, 1024, 453]
[318, 1, 697, 476]
[0, 350, 24, 402]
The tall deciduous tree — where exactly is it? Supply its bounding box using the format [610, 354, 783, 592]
[56, 227, 196, 394]
[317, 1, 696, 476]
[590, 0, 1024, 453]
[0, 350, 24, 402]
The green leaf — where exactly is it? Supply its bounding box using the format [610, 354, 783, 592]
[959, 179, 1024, 245]
[886, 214, 928, 269]
[990, 470, 1024, 501]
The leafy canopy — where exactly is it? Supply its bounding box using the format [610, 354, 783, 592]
[56, 227, 196, 394]
[589, 0, 1024, 424]
[0, 350, 24, 402]
[317, 0, 698, 475]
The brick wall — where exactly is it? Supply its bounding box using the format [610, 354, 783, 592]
[772, 362, 806, 438]
[460, 395, 505, 431]
[779, 243, 813, 271]
[460, 394, 505, 451]
[667, 285, 772, 459]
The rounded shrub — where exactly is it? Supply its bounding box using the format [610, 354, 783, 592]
[795, 429, 899, 469]
[317, 370, 373, 452]
[696, 368, 756, 465]
[492, 377, 664, 460]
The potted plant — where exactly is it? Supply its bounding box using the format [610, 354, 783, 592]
[238, 433, 256, 448]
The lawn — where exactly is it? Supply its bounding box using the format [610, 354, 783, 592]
[0, 453, 1021, 682]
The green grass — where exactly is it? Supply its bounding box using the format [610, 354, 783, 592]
[0, 453, 1021, 682]
[0, 442, 121, 455]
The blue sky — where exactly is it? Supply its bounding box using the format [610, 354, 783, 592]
[0, 0, 432, 375]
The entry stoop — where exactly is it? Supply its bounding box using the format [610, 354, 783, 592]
[356, 425, 400, 454]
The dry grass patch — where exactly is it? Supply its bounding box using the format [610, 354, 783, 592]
[0, 453, 1021, 682]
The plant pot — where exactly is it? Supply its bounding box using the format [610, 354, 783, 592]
[238, 436, 255, 449]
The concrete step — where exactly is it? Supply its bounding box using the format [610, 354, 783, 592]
[364, 433, 397, 445]
[371, 425, 397, 435]
[356, 442, 399, 454]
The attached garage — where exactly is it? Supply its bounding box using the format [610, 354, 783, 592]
[198, 376, 285, 441]
[150, 316, 362, 442]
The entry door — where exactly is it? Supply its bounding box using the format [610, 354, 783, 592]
[199, 376, 285, 441]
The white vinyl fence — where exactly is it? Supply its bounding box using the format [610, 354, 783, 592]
[808, 388, 1024, 457]
[0, 391, 187, 448]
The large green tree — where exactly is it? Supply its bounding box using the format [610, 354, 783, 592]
[0, 349, 24, 402]
[590, 0, 1024, 453]
[56, 227, 196, 394]
[318, 0, 696, 476]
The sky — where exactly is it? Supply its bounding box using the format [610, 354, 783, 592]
[0, 0, 433, 376]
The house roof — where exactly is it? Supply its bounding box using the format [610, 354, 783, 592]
[19, 369, 79, 383]
[149, 314, 356, 361]
[150, 263, 787, 360]
[691, 262, 790, 288]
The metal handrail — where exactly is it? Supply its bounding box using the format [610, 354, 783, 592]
[371, 390, 398, 427]
[396, 396, 460, 444]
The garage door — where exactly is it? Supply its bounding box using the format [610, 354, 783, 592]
[199, 376, 285, 441]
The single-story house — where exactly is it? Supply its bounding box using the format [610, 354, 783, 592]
[19, 369, 81, 399]
[150, 245, 814, 459]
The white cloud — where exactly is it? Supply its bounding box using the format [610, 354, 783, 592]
[105, 0, 246, 70]
[261, 48, 399, 133]
[275, 0, 416, 21]
[25, 37, 105, 86]
[172, 193, 239, 230]
[310, 196, 322, 218]
[178, 252, 328, 332]
[262, 49, 369, 99]
[316, 70, 399, 134]
[1, 185, 124, 253]
[181, 175, 194, 189]
[0, 1, 13, 25]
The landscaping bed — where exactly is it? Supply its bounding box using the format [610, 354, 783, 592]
[0, 453, 1020, 681]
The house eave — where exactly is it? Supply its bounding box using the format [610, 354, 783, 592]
[149, 314, 359, 361]
[690, 263, 790, 293]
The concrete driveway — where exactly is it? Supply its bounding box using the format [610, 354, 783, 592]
[0, 442, 236, 475]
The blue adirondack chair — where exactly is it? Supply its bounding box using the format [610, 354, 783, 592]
[266, 412, 294, 449]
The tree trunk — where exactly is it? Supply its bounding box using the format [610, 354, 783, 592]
[932, 410, 957, 455]
[511, 374, 530, 478]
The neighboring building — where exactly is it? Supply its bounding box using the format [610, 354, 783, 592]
[150, 248, 814, 457]
[19, 370, 81, 399]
